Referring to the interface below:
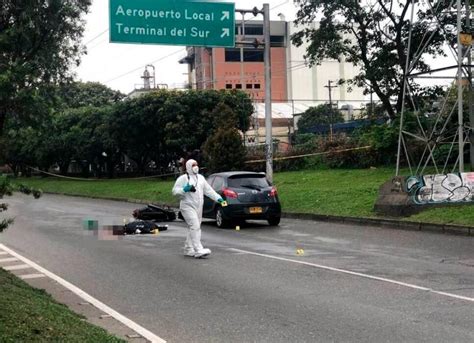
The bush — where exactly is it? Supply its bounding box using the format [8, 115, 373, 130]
[297, 104, 344, 133]
[355, 123, 399, 166]
[202, 103, 246, 173]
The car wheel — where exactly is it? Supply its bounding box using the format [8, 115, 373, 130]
[267, 217, 280, 226]
[216, 208, 229, 228]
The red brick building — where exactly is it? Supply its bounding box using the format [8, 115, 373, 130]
[179, 20, 288, 102]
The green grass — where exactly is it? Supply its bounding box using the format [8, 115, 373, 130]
[405, 206, 474, 226]
[274, 168, 393, 218]
[16, 177, 177, 205]
[0, 268, 125, 342]
[15, 167, 474, 227]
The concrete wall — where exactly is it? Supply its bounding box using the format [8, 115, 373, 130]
[286, 22, 366, 103]
[406, 173, 474, 204]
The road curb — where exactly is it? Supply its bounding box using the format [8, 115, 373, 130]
[282, 212, 473, 236]
[41, 191, 473, 236]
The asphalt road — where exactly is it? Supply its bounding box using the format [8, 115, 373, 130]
[1, 194, 473, 342]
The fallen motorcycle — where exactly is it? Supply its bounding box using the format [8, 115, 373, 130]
[132, 204, 177, 222]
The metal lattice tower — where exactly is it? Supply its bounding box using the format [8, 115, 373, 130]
[395, 0, 473, 176]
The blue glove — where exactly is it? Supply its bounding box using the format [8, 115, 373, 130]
[183, 184, 192, 193]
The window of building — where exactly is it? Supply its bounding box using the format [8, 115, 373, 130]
[236, 84, 242, 89]
[244, 26, 264, 36]
[246, 84, 253, 89]
[243, 50, 264, 62]
[254, 83, 261, 89]
[225, 48, 264, 62]
[225, 84, 232, 89]
[270, 35, 285, 47]
[225, 49, 241, 62]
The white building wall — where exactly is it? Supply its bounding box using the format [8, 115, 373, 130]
[287, 22, 366, 106]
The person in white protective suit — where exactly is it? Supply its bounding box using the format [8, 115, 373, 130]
[172, 159, 224, 258]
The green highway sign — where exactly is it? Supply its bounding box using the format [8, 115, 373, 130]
[109, 0, 235, 47]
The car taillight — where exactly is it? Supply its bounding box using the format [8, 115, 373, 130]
[222, 188, 238, 198]
[269, 187, 277, 197]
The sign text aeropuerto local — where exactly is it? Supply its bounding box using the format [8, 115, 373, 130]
[109, 0, 235, 47]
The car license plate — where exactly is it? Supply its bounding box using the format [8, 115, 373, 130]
[249, 207, 262, 214]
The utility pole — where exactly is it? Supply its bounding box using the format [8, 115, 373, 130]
[263, 4, 273, 184]
[324, 80, 337, 141]
[234, 4, 272, 182]
[467, 0, 474, 171]
[239, 15, 246, 94]
[457, 0, 464, 172]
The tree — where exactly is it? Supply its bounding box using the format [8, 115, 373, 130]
[0, 125, 40, 176]
[203, 103, 247, 173]
[107, 90, 171, 174]
[109, 89, 253, 174]
[1, 88, 254, 177]
[164, 89, 253, 156]
[297, 104, 344, 133]
[291, 0, 457, 120]
[0, 0, 91, 134]
[57, 106, 117, 177]
[56, 82, 125, 109]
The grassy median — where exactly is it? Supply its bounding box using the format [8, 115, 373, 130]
[0, 268, 125, 342]
[14, 167, 474, 227]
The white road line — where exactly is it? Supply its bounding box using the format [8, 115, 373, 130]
[19, 273, 46, 280]
[0, 257, 19, 263]
[0, 243, 166, 343]
[46, 207, 66, 213]
[230, 248, 474, 303]
[3, 264, 32, 271]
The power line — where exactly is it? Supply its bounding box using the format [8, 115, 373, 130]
[270, 0, 290, 11]
[87, 37, 109, 51]
[84, 29, 109, 46]
[104, 48, 184, 84]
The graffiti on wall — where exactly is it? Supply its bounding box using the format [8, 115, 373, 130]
[405, 173, 474, 205]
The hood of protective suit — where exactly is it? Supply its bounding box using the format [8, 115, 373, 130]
[186, 159, 198, 175]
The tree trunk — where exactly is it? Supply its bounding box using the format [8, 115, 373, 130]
[371, 81, 396, 120]
[106, 158, 115, 179]
[138, 160, 147, 176]
[79, 162, 90, 178]
[0, 113, 5, 136]
[59, 162, 69, 175]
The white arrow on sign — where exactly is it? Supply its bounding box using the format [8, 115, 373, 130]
[221, 28, 230, 38]
[221, 11, 230, 21]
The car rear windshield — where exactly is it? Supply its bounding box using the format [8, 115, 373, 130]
[227, 175, 270, 188]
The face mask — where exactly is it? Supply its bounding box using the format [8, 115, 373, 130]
[192, 166, 199, 174]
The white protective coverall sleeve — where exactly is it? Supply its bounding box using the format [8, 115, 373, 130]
[171, 159, 221, 253]
[172, 174, 188, 199]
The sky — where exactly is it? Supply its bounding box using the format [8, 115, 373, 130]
[75, 0, 297, 94]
